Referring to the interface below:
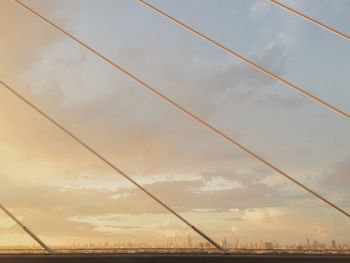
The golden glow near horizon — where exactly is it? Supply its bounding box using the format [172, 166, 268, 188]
[0, 0, 349, 247]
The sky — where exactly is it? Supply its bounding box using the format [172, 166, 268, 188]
[0, 0, 349, 247]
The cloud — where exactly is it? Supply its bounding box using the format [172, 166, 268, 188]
[0, 36, 295, 178]
[0, 0, 79, 78]
[112, 168, 305, 212]
[320, 157, 350, 206]
[0, 164, 305, 244]
[0, 174, 193, 244]
[0, 215, 17, 229]
[1, 0, 300, 186]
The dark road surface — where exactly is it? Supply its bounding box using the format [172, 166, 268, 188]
[0, 254, 349, 263]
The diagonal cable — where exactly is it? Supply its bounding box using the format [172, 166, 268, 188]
[139, 0, 350, 121]
[268, 0, 350, 42]
[11, 0, 350, 220]
[0, 202, 53, 253]
[0, 80, 226, 253]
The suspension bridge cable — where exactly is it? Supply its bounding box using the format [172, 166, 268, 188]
[0, 80, 226, 253]
[11, 1, 350, 219]
[268, 0, 350, 42]
[138, 0, 350, 121]
[0, 202, 53, 254]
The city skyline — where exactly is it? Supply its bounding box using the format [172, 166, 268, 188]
[1, 237, 349, 251]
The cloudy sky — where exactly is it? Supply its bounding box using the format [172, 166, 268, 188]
[0, 0, 349, 247]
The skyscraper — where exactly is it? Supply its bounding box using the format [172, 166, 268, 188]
[187, 237, 192, 249]
[221, 239, 227, 249]
[264, 242, 273, 250]
[332, 240, 337, 249]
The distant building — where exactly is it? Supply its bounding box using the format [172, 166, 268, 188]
[221, 238, 227, 249]
[187, 237, 192, 248]
[332, 240, 337, 249]
[235, 239, 240, 249]
[264, 242, 273, 250]
[297, 244, 303, 250]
